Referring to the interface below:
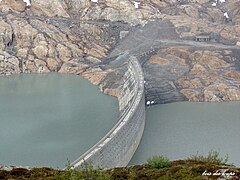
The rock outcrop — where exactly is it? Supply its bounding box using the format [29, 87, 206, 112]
[143, 47, 240, 103]
[0, 0, 239, 103]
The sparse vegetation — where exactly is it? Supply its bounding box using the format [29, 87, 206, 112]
[147, 155, 170, 169]
[50, 161, 110, 180]
[188, 151, 229, 165]
[0, 156, 239, 180]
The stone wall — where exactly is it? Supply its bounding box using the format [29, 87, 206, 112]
[68, 56, 145, 169]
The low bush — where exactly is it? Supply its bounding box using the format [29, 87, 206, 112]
[147, 155, 170, 169]
[51, 161, 110, 180]
[188, 150, 229, 165]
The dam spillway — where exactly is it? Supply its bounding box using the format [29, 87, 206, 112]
[0, 73, 119, 169]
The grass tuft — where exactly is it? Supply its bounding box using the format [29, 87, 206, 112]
[147, 155, 170, 169]
[188, 151, 229, 165]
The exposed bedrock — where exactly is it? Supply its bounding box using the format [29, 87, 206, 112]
[143, 60, 188, 104]
[143, 47, 240, 103]
[0, 0, 239, 104]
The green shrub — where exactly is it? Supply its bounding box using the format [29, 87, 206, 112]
[147, 155, 170, 169]
[188, 151, 229, 165]
[51, 161, 110, 180]
[80, 162, 110, 180]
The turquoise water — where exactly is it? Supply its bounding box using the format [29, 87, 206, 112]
[0, 73, 119, 169]
[130, 101, 240, 166]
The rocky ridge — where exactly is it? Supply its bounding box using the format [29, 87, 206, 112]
[0, 0, 239, 103]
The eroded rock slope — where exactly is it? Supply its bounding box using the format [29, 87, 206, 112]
[0, 0, 239, 103]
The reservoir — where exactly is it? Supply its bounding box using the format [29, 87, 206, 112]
[130, 101, 240, 166]
[1, 73, 239, 169]
[0, 73, 119, 169]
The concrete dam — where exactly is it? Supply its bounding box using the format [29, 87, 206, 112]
[69, 56, 146, 169]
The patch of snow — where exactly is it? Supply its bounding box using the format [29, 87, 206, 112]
[133, 1, 140, 9]
[224, 12, 229, 18]
[91, 0, 98, 3]
[212, 2, 217, 6]
[219, 0, 225, 3]
[146, 101, 150, 105]
[23, 0, 31, 6]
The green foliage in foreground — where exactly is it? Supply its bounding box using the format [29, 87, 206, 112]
[188, 150, 229, 165]
[1, 152, 239, 180]
[147, 155, 170, 169]
[50, 162, 110, 180]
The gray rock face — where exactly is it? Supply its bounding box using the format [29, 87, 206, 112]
[0, 0, 239, 104]
[143, 61, 188, 104]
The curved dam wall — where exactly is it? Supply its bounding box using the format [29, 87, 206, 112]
[69, 56, 146, 169]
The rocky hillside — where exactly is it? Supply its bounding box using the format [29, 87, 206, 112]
[0, 0, 239, 103]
